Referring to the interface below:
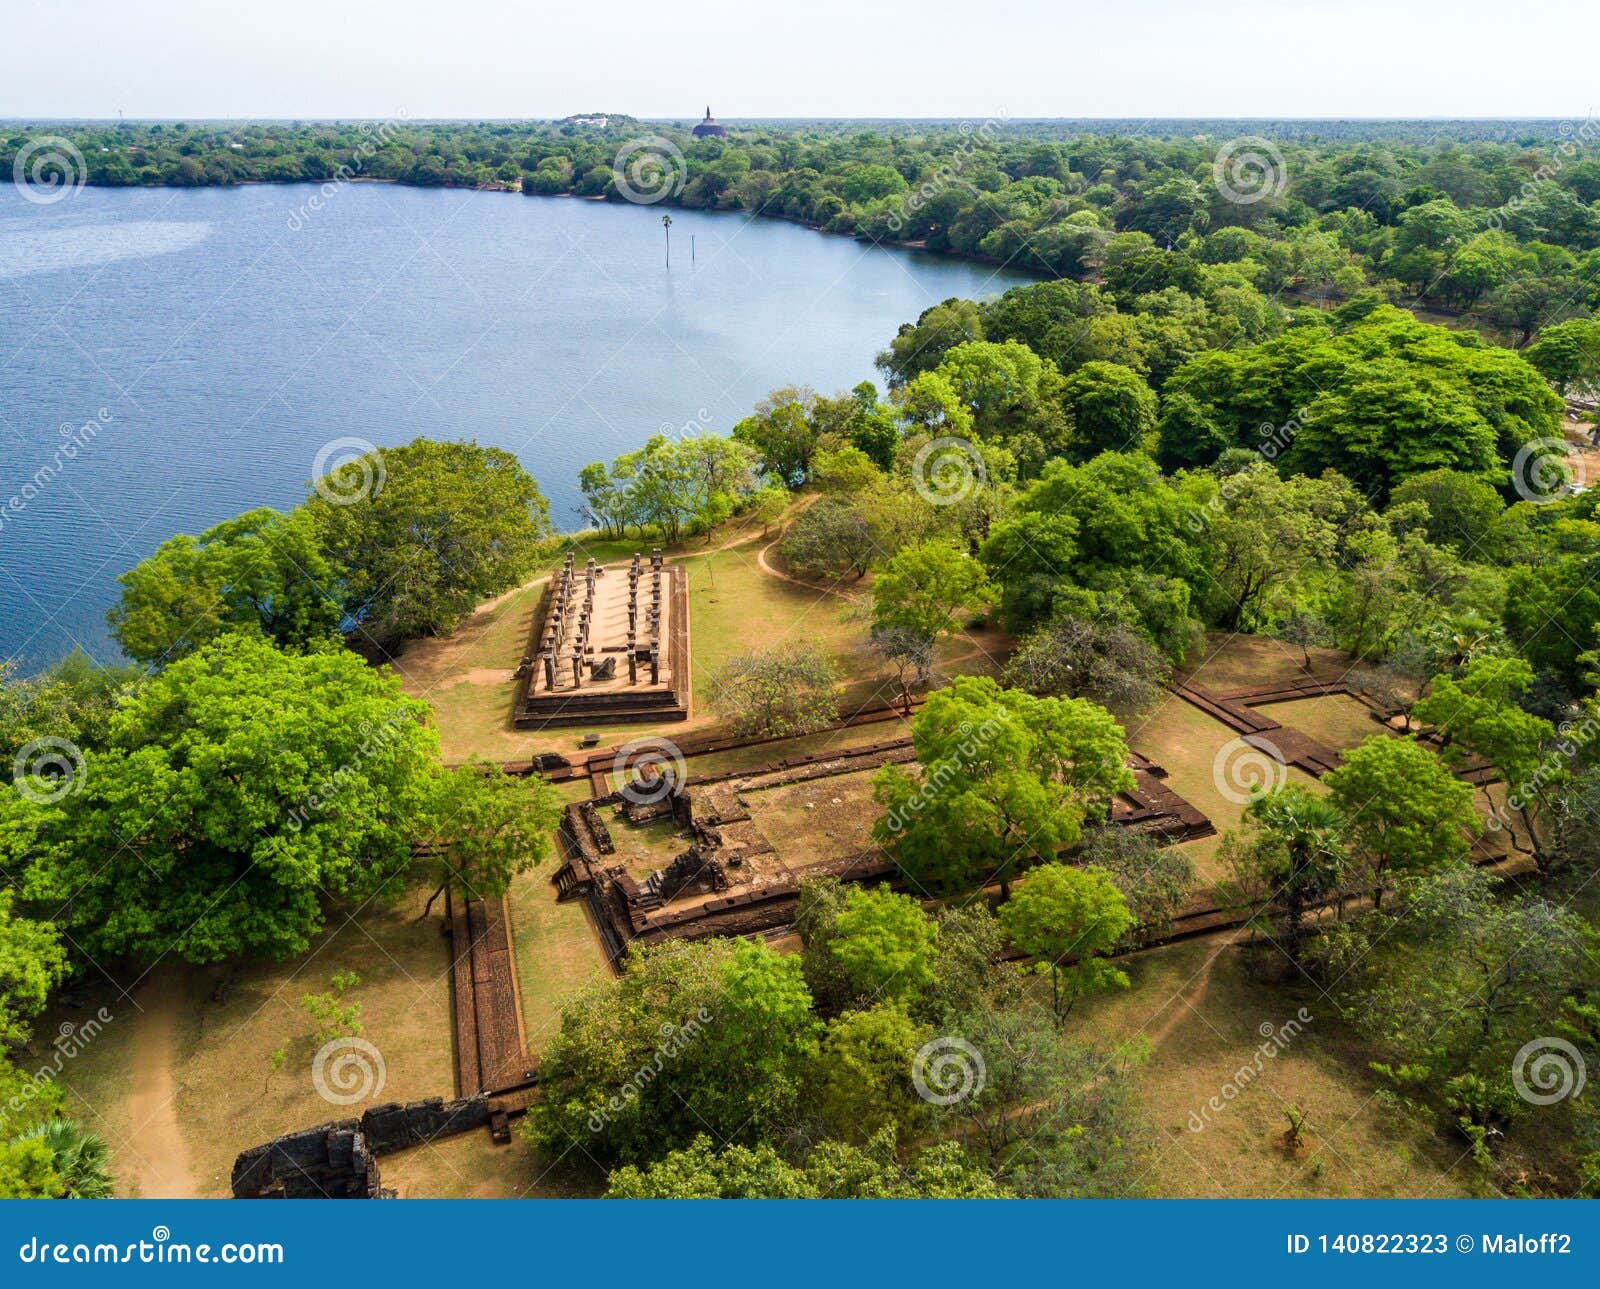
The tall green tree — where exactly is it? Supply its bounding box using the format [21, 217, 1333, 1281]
[307, 439, 551, 647]
[998, 862, 1133, 1020]
[109, 507, 343, 666]
[874, 676, 1133, 897]
[7, 633, 442, 963]
[825, 885, 939, 1005]
[1222, 785, 1347, 965]
[1060, 361, 1157, 460]
[1412, 656, 1555, 852]
[870, 540, 992, 643]
[526, 938, 819, 1167]
[1323, 736, 1480, 904]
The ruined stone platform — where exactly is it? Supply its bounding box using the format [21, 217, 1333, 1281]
[513, 551, 690, 729]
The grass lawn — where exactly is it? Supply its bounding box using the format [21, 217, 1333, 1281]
[504, 869, 613, 1055]
[1257, 693, 1391, 753]
[1184, 633, 1351, 692]
[51, 873, 476, 1198]
[1124, 693, 1321, 884]
[1073, 939, 1481, 1198]
[379, 1123, 591, 1198]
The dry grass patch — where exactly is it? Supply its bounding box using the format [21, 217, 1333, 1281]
[53, 876, 458, 1198]
[744, 767, 885, 868]
[504, 869, 612, 1054]
[1125, 693, 1321, 860]
[1258, 693, 1390, 753]
[1184, 633, 1348, 691]
[1074, 939, 1480, 1198]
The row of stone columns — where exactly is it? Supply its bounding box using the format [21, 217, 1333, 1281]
[536, 553, 668, 691]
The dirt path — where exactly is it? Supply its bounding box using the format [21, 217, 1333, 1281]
[1142, 932, 1240, 1051]
[125, 971, 198, 1198]
[756, 536, 867, 602]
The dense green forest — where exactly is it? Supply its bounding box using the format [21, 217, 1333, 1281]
[9, 117, 1600, 328]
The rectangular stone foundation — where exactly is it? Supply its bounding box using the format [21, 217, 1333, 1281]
[513, 556, 690, 729]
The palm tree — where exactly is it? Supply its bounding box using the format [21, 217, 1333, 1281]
[1241, 786, 1347, 962]
[20, 1119, 114, 1198]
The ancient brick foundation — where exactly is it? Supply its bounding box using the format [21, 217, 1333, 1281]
[230, 1096, 490, 1199]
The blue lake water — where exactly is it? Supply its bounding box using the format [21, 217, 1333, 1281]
[0, 183, 1031, 669]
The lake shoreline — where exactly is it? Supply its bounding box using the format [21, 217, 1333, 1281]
[44, 176, 1036, 277]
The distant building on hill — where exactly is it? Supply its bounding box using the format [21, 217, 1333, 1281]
[692, 107, 728, 139]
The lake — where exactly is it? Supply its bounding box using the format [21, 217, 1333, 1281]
[0, 183, 1031, 669]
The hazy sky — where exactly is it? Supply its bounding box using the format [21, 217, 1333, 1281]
[9, 0, 1595, 120]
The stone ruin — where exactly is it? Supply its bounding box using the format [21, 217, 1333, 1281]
[533, 552, 665, 694]
[231, 1096, 490, 1199]
[231, 1120, 382, 1199]
[514, 551, 689, 729]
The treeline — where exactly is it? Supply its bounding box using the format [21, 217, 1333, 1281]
[15, 120, 1600, 336]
